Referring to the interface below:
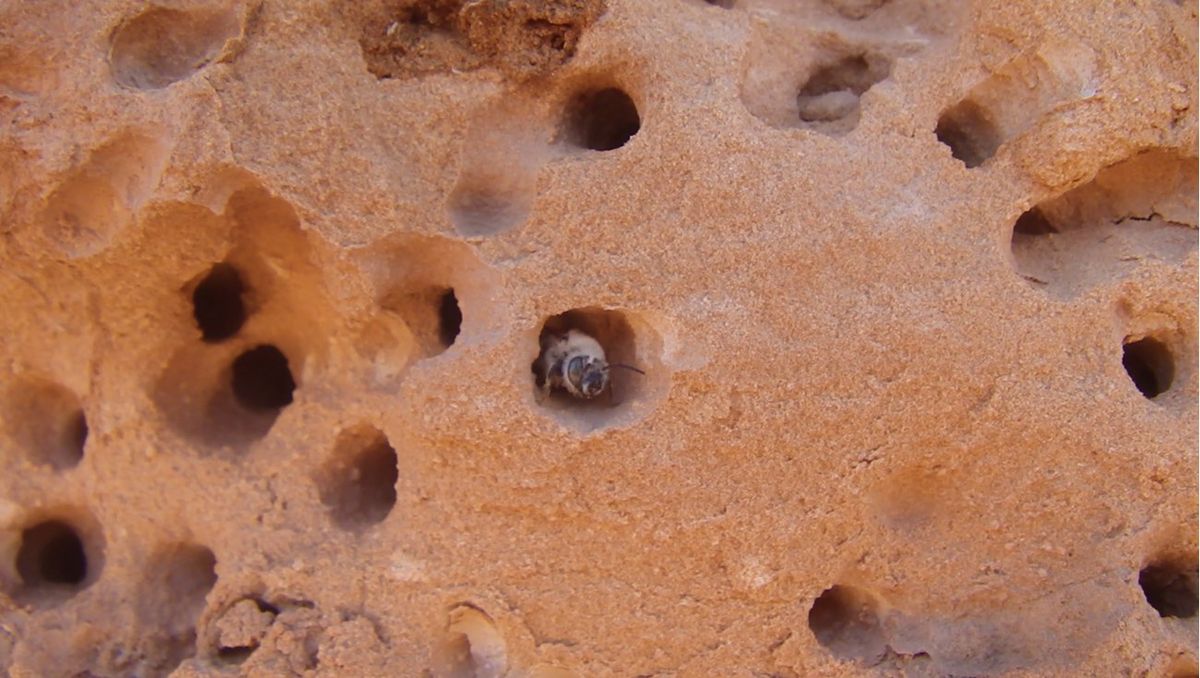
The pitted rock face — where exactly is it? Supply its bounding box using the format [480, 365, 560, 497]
[0, 0, 1196, 676]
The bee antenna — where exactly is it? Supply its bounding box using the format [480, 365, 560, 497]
[607, 363, 646, 375]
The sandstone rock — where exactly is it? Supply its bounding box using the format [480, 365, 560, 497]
[0, 0, 1196, 676]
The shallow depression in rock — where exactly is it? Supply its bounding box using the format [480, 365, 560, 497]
[1, 376, 88, 470]
[109, 5, 241, 90]
[433, 604, 507, 678]
[134, 543, 219, 673]
[796, 51, 891, 134]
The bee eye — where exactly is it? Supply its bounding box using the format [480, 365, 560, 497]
[566, 356, 587, 385]
[581, 369, 606, 396]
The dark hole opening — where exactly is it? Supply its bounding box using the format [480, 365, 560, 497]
[192, 263, 247, 342]
[325, 432, 399, 529]
[796, 54, 889, 128]
[59, 409, 88, 468]
[565, 87, 641, 151]
[807, 585, 888, 664]
[217, 646, 257, 663]
[801, 55, 875, 96]
[1122, 337, 1174, 399]
[1139, 561, 1198, 618]
[17, 520, 88, 587]
[352, 441, 399, 525]
[231, 345, 296, 411]
[1013, 207, 1057, 235]
[935, 98, 1001, 168]
[439, 289, 462, 348]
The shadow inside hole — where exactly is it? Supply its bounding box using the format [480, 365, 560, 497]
[3, 378, 88, 470]
[439, 290, 462, 348]
[66, 410, 89, 462]
[935, 98, 1001, 168]
[231, 345, 296, 411]
[1139, 561, 1199, 618]
[154, 343, 300, 449]
[17, 520, 88, 588]
[1012, 207, 1057, 236]
[214, 597, 279, 664]
[383, 285, 461, 358]
[192, 262, 248, 342]
[796, 53, 891, 133]
[532, 308, 645, 416]
[319, 427, 399, 530]
[217, 646, 256, 664]
[562, 87, 640, 151]
[808, 585, 889, 665]
[1122, 337, 1174, 399]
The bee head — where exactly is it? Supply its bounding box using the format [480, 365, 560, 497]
[565, 354, 609, 399]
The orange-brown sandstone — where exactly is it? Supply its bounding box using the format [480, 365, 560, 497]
[0, 0, 1197, 676]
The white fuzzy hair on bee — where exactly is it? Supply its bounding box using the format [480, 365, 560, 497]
[534, 328, 645, 401]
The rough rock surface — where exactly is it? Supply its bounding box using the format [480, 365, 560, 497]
[0, 0, 1197, 676]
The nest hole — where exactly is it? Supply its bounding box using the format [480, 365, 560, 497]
[17, 520, 89, 588]
[109, 5, 240, 89]
[808, 585, 889, 665]
[1122, 336, 1175, 399]
[1139, 560, 1198, 619]
[231, 345, 296, 412]
[562, 87, 640, 151]
[318, 426, 399, 530]
[192, 263, 248, 342]
[529, 306, 669, 433]
[796, 52, 891, 133]
[1012, 207, 1057, 236]
[532, 308, 644, 410]
[383, 285, 462, 358]
[935, 98, 1001, 168]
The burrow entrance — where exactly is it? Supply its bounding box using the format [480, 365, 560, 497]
[1139, 557, 1199, 619]
[1122, 335, 1175, 400]
[1, 511, 104, 606]
[316, 425, 399, 530]
[530, 307, 667, 433]
[561, 87, 641, 152]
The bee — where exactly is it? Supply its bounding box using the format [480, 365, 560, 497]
[534, 329, 645, 401]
